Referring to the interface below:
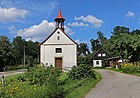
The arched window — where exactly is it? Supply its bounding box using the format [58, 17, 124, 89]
[57, 36, 60, 40]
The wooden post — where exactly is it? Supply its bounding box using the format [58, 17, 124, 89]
[1, 75, 4, 85]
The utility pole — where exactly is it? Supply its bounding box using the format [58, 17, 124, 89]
[24, 44, 25, 68]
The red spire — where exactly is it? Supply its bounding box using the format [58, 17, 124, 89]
[55, 9, 65, 19]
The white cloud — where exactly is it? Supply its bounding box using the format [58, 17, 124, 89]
[74, 15, 104, 28]
[0, 0, 58, 16]
[68, 22, 89, 27]
[64, 25, 75, 35]
[9, 20, 74, 41]
[126, 11, 135, 17]
[75, 39, 88, 45]
[75, 39, 80, 44]
[0, 7, 29, 22]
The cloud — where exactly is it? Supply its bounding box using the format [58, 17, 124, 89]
[75, 39, 80, 44]
[75, 39, 88, 45]
[9, 20, 74, 42]
[0, 0, 58, 16]
[64, 25, 75, 35]
[68, 22, 89, 27]
[74, 15, 104, 28]
[126, 11, 135, 17]
[0, 7, 29, 22]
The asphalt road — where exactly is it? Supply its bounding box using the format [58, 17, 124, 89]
[0, 69, 26, 77]
[85, 69, 140, 98]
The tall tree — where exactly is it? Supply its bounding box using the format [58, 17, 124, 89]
[78, 43, 90, 56]
[90, 31, 107, 53]
[0, 36, 14, 67]
[111, 26, 129, 35]
[90, 39, 101, 52]
[97, 31, 107, 46]
[12, 36, 24, 64]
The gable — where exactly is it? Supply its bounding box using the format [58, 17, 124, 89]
[40, 28, 77, 45]
[91, 48, 112, 60]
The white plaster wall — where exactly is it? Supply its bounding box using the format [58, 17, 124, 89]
[40, 28, 77, 70]
[44, 29, 74, 45]
[93, 60, 102, 67]
[40, 44, 77, 70]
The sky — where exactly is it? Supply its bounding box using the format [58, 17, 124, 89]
[0, 0, 140, 47]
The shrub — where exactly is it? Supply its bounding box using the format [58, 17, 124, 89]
[25, 66, 64, 98]
[69, 64, 96, 80]
[16, 74, 26, 82]
[121, 63, 140, 74]
[46, 70, 65, 98]
[25, 66, 61, 85]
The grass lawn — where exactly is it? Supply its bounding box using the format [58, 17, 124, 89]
[107, 68, 140, 76]
[0, 70, 101, 98]
[61, 71, 102, 98]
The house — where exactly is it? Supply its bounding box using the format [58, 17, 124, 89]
[91, 48, 112, 67]
[40, 9, 77, 70]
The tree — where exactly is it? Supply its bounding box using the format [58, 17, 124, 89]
[104, 27, 140, 62]
[90, 39, 101, 52]
[111, 26, 129, 35]
[12, 36, 24, 64]
[131, 29, 140, 35]
[78, 43, 90, 56]
[90, 31, 107, 53]
[0, 36, 14, 67]
[97, 31, 107, 46]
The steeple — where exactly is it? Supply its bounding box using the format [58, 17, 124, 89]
[55, 9, 65, 31]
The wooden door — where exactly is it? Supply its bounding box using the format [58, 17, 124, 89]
[55, 57, 62, 70]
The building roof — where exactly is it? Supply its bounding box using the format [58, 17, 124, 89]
[55, 9, 65, 20]
[90, 48, 112, 60]
[39, 27, 77, 45]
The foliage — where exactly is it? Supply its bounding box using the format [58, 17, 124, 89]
[69, 64, 96, 80]
[78, 54, 92, 65]
[26, 66, 62, 85]
[0, 70, 101, 98]
[46, 70, 65, 98]
[64, 71, 101, 98]
[0, 36, 14, 68]
[0, 80, 48, 98]
[12, 36, 25, 65]
[120, 63, 140, 74]
[0, 35, 39, 70]
[103, 26, 140, 62]
[90, 31, 107, 52]
[111, 26, 129, 35]
[5, 65, 24, 71]
[78, 43, 90, 56]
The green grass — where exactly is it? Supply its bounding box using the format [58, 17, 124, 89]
[107, 68, 123, 73]
[107, 68, 140, 76]
[1, 71, 101, 98]
[63, 71, 102, 98]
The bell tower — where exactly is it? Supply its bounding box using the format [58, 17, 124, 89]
[55, 9, 65, 31]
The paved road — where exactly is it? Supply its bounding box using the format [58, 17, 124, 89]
[0, 69, 26, 77]
[85, 69, 140, 98]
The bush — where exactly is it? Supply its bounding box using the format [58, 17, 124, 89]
[46, 70, 65, 98]
[68, 64, 96, 80]
[16, 74, 26, 82]
[26, 66, 61, 85]
[121, 63, 140, 74]
[25, 66, 64, 97]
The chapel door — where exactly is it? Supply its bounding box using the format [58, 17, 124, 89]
[55, 57, 62, 70]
